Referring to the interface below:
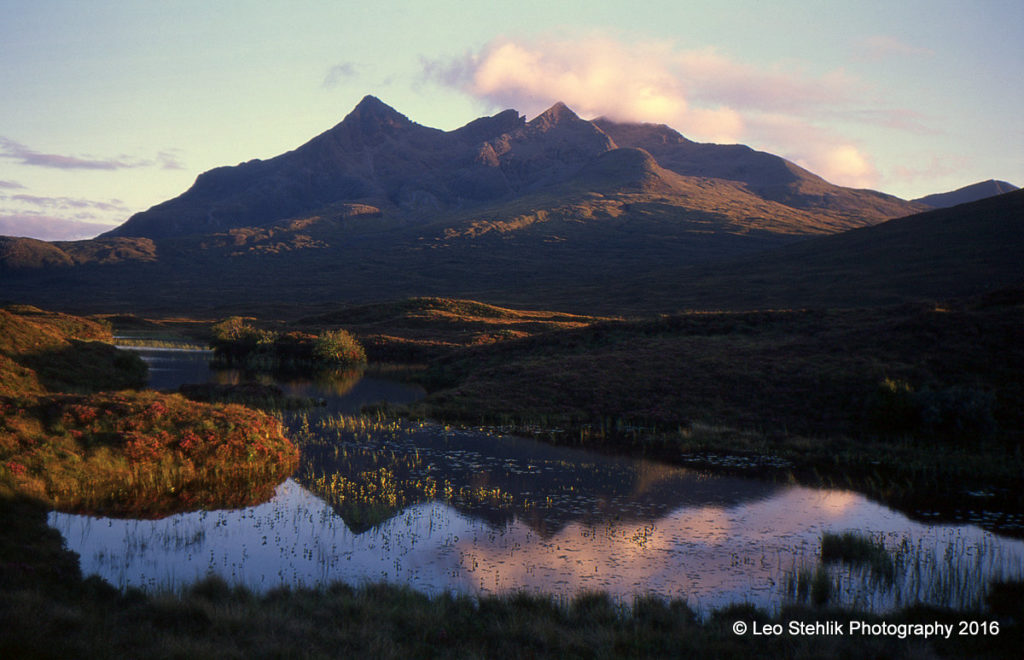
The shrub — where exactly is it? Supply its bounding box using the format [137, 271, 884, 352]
[916, 384, 996, 438]
[312, 330, 367, 367]
[210, 317, 277, 348]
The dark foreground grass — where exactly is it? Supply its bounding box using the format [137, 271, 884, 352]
[3, 573, 1020, 658]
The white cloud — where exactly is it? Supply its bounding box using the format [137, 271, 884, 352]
[426, 36, 745, 143]
[422, 34, 933, 187]
[748, 113, 880, 188]
[812, 145, 879, 189]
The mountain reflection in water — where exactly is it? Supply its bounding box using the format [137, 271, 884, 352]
[48, 347, 1024, 614]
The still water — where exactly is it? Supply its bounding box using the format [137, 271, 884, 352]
[49, 347, 1024, 613]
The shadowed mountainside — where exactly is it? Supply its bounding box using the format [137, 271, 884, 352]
[616, 188, 1024, 311]
[913, 179, 1018, 209]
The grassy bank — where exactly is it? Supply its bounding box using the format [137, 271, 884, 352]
[1, 390, 297, 516]
[0, 305, 299, 516]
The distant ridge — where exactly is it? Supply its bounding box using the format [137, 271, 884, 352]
[913, 179, 1019, 209]
[622, 188, 1024, 311]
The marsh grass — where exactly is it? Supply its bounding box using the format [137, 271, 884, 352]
[113, 336, 210, 350]
[783, 531, 1022, 616]
[407, 298, 1024, 523]
[821, 531, 895, 584]
[291, 412, 517, 530]
[2, 569, 1020, 659]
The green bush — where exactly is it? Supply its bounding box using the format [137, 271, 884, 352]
[312, 329, 367, 367]
[210, 317, 277, 347]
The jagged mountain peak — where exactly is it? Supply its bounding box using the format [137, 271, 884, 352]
[334, 95, 416, 135]
[351, 94, 404, 117]
[529, 101, 585, 129]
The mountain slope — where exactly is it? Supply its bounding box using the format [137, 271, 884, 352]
[619, 189, 1024, 310]
[592, 117, 924, 225]
[913, 179, 1019, 209]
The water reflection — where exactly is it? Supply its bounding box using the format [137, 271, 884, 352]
[53, 347, 1024, 613]
[121, 346, 214, 391]
[49, 478, 1024, 613]
[124, 344, 425, 413]
[293, 417, 787, 536]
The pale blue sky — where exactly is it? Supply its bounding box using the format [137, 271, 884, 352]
[1, 0, 1021, 239]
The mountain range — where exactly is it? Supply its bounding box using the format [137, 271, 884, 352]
[1, 96, 1020, 314]
[103, 95, 919, 240]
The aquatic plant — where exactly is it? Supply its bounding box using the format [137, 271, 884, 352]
[821, 531, 895, 584]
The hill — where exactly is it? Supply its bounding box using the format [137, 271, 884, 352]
[618, 189, 1024, 311]
[913, 179, 1018, 209]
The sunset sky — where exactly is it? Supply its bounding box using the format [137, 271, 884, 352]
[2, 0, 1021, 240]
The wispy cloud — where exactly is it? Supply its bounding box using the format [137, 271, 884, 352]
[858, 35, 935, 61]
[0, 180, 26, 189]
[422, 34, 933, 188]
[157, 150, 185, 170]
[0, 137, 152, 170]
[9, 194, 129, 213]
[0, 192, 130, 240]
[323, 62, 359, 88]
[888, 154, 970, 185]
[0, 213, 117, 241]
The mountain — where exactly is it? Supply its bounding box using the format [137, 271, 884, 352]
[912, 179, 1019, 209]
[2, 97, 952, 313]
[103, 96, 920, 241]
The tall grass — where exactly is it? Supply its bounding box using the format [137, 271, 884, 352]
[783, 531, 1023, 613]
